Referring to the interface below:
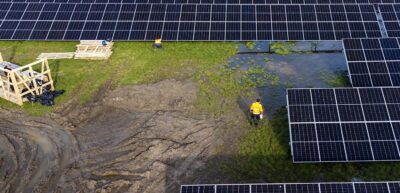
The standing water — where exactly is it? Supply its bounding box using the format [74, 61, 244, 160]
[229, 41, 350, 116]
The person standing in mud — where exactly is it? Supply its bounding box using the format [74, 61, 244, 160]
[250, 98, 264, 126]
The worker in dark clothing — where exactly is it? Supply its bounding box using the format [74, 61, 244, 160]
[153, 37, 162, 48]
[250, 98, 264, 126]
[3, 65, 11, 76]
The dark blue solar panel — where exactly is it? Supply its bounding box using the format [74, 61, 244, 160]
[182, 183, 400, 193]
[288, 88, 400, 163]
[343, 38, 400, 87]
[0, 3, 382, 41]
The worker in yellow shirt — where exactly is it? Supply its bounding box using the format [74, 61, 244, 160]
[153, 37, 162, 48]
[250, 98, 264, 126]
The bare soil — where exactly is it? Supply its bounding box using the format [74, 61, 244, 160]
[0, 79, 246, 193]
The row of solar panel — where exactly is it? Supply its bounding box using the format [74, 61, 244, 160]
[0, 29, 383, 41]
[343, 38, 400, 87]
[3, 0, 399, 4]
[287, 87, 400, 105]
[288, 90, 400, 121]
[287, 88, 400, 162]
[0, 3, 379, 13]
[291, 124, 400, 161]
[181, 182, 400, 193]
[0, 3, 385, 40]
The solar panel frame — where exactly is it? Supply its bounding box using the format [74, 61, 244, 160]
[181, 182, 400, 193]
[287, 87, 400, 163]
[3, 0, 400, 4]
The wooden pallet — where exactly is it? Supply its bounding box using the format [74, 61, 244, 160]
[38, 52, 75, 59]
[74, 40, 113, 60]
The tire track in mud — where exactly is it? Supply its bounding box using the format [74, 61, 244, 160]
[0, 115, 79, 193]
[0, 80, 233, 193]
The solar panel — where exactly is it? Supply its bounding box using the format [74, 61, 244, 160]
[287, 87, 400, 163]
[378, 4, 400, 38]
[343, 38, 400, 87]
[181, 182, 400, 193]
[0, 3, 382, 41]
[3, 0, 400, 4]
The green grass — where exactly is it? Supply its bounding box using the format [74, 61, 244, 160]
[0, 41, 237, 115]
[320, 70, 352, 87]
[224, 108, 400, 182]
[270, 42, 296, 55]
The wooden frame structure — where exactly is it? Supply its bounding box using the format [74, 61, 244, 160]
[74, 40, 113, 60]
[0, 57, 54, 106]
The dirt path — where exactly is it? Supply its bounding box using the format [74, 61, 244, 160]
[0, 80, 240, 193]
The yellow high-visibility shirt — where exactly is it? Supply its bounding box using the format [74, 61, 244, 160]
[155, 38, 162, 44]
[250, 102, 263, 115]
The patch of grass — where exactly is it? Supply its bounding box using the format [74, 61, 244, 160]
[245, 42, 256, 50]
[194, 64, 279, 117]
[225, 108, 400, 182]
[320, 70, 351, 87]
[270, 42, 296, 55]
[0, 41, 237, 115]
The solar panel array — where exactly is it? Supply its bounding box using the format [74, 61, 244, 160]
[0, 3, 384, 41]
[3, 0, 400, 4]
[181, 182, 400, 193]
[343, 38, 400, 87]
[287, 87, 400, 163]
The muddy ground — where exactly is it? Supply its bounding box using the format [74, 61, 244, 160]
[0, 80, 246, 193]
